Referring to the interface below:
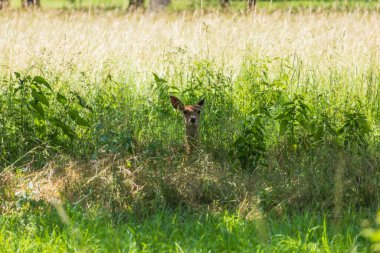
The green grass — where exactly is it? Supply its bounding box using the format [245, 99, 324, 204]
[0, 7, 379, 253]
[1, 55, 379, 215]
[0, 204, 370, 252]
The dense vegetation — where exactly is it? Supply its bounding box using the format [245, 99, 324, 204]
[0, 5, 379, 252]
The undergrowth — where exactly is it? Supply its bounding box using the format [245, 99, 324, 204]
[0, 203, 370, 252]
[0, 51, 379, 252]
[1, 57, 379, 214]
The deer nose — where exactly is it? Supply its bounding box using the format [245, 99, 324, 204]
[190, 117, 197, 123]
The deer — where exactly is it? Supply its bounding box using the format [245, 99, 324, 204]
[170, 96, 205, 154]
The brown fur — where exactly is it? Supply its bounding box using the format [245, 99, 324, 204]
[170, 96, 204, 154]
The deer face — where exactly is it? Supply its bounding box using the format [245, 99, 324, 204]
[170, 96, 204, 127]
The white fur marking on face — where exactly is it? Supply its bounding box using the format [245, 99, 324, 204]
[183, 105, 201, 126]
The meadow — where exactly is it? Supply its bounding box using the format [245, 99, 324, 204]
[0, 3, 380, 252]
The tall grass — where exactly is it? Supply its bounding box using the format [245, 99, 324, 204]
[0, 204, 370, 252]
[0, 9, 379, 252]
[0, 11, 379, 77]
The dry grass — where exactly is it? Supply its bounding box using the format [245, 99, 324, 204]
[1, 9, 379, 211]
[0, 10, 378, 252]
[0, 10, 379, 84]
[0, 153, 256, 215]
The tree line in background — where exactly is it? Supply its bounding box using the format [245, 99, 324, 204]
[0, 0, 256, 11]
[0, 0, 40, 8]
[128, 0, 256, 11]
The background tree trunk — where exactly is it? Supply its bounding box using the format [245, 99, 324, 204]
[0, 0, 9, 9]
[220, 0, 229, 8]
[128, 0, 144, 11]
[248, 0, 257, 11]
[22, 0, 40, 8]
[149, 0, 170, 11]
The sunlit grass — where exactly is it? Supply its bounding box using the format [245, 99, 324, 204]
[0, 7, 379, 253]
[0, 205, 369, 252]
[0, 10, 379, 86]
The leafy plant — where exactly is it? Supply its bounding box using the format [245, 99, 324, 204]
[276, 94, 310, 149]
[363, 211, 380, 252]
[233, 108, 268, 171]
[0, 73, 92, 167]
[13, 73, 91, 140]
[309, 111, 338, 146]
[339, 105, 371, 148]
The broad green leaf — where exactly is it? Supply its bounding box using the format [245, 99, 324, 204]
[13, 86, 24, 95]
[168, 86, 180, 93]
[153, 73, 167, 84]
[49, 117, 76, 139]
[68, 109, 90, 127]
[31, 89, 49, 106]
[56, 93, 68, 104]
[28, 101, 45, 118]
[33, 76, 53, 91]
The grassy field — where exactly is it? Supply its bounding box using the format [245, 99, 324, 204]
[0, 5, 380, 252]
[0, 206, 371, 252]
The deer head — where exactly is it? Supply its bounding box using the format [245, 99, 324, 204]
[170, 95, 205, 153]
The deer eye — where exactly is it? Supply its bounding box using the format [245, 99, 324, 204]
[197, 110, 201, 114]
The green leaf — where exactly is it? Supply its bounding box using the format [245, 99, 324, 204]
[299, 119, 309, 129]
[56, 93, 68, 105]
[283, 101, 294, 106]
[276, 113, 288, 120]
[49, 117, 76, 139]
[33, 76, 53, 91]
[153, 73, 167, 84]
[168, 86, 180, 93]
[31, 89, 49, 106]
[68, 109, 90, 127]
[28, 101, 45, 118]
[279, 120, 288, 136]
[71, 91, 93, 112]
[13, 86, 24, 95]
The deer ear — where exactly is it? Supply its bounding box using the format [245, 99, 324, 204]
[197, 99, 205, 108]
[170, 96, 184, 111]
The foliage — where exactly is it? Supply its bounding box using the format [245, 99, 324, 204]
[0, 73, 92, 168]
[232, 108, 268, 171]
[363, 211, 380, 252]
[0, 55, 379, 212]
[0, 203, 370, 252]
[0, 9, 379, 252]
[339, 103, 371, 149]
[276, 94, 310, 148]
